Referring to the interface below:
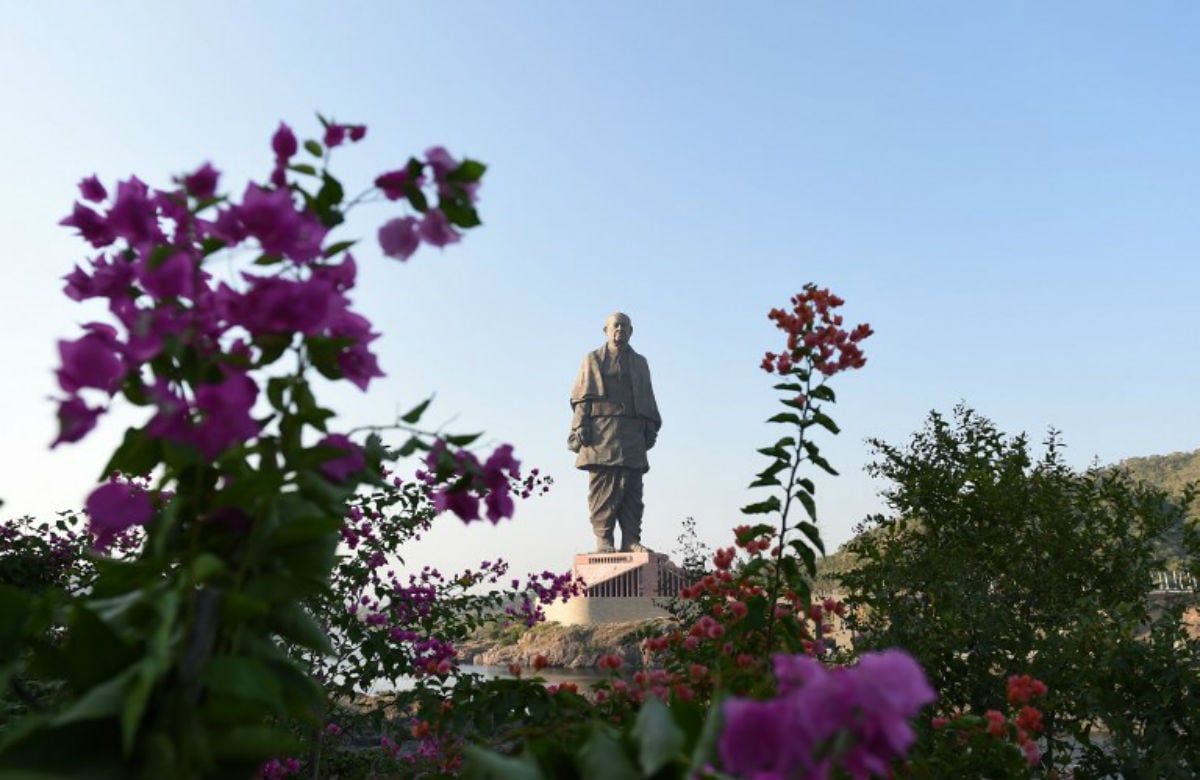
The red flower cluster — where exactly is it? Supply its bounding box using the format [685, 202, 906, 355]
[761, 284, 873, 377]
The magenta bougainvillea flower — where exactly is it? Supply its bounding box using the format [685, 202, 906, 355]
[317, 434, 365, 482]
[86, 480, 154, 549]
[378, 216, 420, 261]
[57, 325, 124, 394]
[416, 208, 460, 248]
[183, 162, 220, 200]
[720, 650, 935, 779]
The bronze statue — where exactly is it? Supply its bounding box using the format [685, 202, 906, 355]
[569, 312, 662, 553]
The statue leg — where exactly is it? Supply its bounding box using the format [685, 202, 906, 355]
[617, 468, 645, 551]
[587, 468, 619, 552]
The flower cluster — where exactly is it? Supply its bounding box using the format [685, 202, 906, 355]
[930, 674, 1048, 768]
[720, 650, 936, 779]
[424, 441, 522, 523]
[54, 119, 486, 545]
[505, 569, 585, 626]
[258, 757, 301, 780]
[761, 284, 873, 377]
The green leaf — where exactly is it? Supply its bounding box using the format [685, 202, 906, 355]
[741, 495, 781, 515]
[210, 724, 302, 761]
[795, 477, 816, 495]
[440, 198, 482, 228]
[445, 432, 482, 447]
[811, 410, 841, 434]
[121, 661, 159, 754]
[634, 696, 685, 776]
[462, 745, 546, 780]
[252, 253, 284, 266]
[803, 442, 839, 476]
[447, 158, 487, 183]
[687, 697, 726, 776]
[205, 655, 288, 713]
[579, 726, 639, 780]
[810, 384, 836, 402]
[322, 239, 357, 258]
[795, 490, 818, 522]
[267, 602, 333, 655]
[767, 412, 803, 426]
[798, 521, 826, 555]
[749, 460, 788, 488]
[789, 539, 817, 576]
[401, 397, 433, 424]
[288, 163, 317, 176]
[52, 666, 138, 726]
[101, 428, 162, 481]
[303, 139, 323, 157]
[772, 382, 806, 393]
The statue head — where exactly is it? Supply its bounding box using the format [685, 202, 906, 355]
[604, 312, 632, 350]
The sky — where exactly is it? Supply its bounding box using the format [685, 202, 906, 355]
[1, 3, 1198, 581]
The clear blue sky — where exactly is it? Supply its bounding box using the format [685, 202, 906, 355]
[2, 3, 1197, 579]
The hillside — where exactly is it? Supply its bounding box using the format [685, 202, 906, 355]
[1110, 447, 1200, 566]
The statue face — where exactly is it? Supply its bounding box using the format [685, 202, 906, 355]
[605, 314, 631, 349]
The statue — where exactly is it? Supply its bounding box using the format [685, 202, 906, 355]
[569, 312, 662, 553]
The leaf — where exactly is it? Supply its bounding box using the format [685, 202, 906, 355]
[810, 384, 836, 402]
[52, 666, 138, 726]
[795, 477, 816, 495]
[741, 495, 781, 515]
[121, 661, 159, 754]
[204, 655, 288, 713]
[634, 696, 685, 776]
[798, 521, 826, 555]
[749, 460, 788, 488]
[210, 724, 302, 761]
[267, 602, 333, 655]
[803, 442, 839, 476]
[303, 139, 323, 157]
[101, 428, 162, 481]
[811, 410, 841, 435]
[578, 726, 639, 780]
[462, 745, 546, 780]
[795, 490, 818, 522]
[445, 432, 482, 447]
[687, 697, 726, 776]
[767, 412, 803, 426]
[288, 163, 317, 176]
[772, 382, 806, 393]
[322, 239, 357, 258]
[401, 397, 432, 424]
[447, 158, 487, 183]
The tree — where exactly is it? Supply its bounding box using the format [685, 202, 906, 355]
[841, 404, 1198, 775]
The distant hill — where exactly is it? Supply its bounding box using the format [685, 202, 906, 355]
[1110, 447, 1200, 566]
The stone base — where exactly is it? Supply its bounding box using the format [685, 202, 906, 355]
[541, 549, 688, 626]
[543, 596, 671, 626]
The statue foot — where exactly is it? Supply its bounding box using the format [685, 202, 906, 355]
[595, 537, 616, 553]
[622, 542, 651, 553]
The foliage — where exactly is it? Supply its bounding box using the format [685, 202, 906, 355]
[1110, 447, 1200, 567]
[0, 116, 503, 779]
[841, 403, 1199, 775]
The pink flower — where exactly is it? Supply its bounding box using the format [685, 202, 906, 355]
[106, 177, 164, 248]
[271, 122, 297, 161]
[374, 169, 415, 201]
[221, 275, 344, 337]
[52, 396, 103, 447]
[378, 216, 420, 260]
[234, 184, 326, 262]
[318, 434, 365, 482]
[183, 162, 220, 200]
[417, 209, 460, 248]
[189, 372, 260, 458]
[78, 175, 107, 203]
[324, 124, 346, 148]
[86, 480, 154, 549]
[433, 488, 480, 522]
[137, 251, 195, 300]
[59, 201, 114, 248]
[57, 326, 124, 394]
[348, 125, 367, 142]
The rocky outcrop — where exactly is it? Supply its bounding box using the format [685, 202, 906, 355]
[458, 619, 674, 670]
